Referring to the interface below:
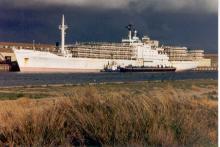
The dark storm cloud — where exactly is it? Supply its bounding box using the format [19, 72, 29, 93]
[0, 0, 218, 53]
[0, 0, 218, 13]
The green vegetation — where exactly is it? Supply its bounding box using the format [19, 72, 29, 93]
[0, 79, 217, 146]
[0, 92, 24, 100]
[0, 92, 50, 100]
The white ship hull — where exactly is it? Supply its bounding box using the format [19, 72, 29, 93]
[13, 49, 198, 73]
[13, 49, 137, 73]
[171, 61, 198, 71]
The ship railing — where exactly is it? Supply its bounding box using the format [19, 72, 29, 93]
[69, 42, 131, 47]
[169, 59, 195, 61]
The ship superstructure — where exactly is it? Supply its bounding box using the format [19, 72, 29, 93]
[161, 46, 198, 71]
[13, 15, 198, 72]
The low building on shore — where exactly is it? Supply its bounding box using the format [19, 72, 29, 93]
[0, 42, 56, 52]
[0, 48, 16, 62]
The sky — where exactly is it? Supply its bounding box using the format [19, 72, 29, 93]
[0, 0, 218, 53]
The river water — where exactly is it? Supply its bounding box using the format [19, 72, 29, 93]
[0, 71, 217, 87]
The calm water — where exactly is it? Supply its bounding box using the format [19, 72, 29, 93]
[0, 71, 218, 87]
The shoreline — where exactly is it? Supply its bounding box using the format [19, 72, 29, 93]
[0, 78, 217, 88]
[0, 79, 217, 101]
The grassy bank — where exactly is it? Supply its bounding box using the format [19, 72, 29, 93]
[0, 79, 218, 146]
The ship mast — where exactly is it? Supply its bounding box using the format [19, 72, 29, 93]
[127, 24, 132, 42]
[59, 14, 68, 55]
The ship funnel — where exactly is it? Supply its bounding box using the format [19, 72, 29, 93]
[59, 14, 68, 55]
[126, 24, 134, 42]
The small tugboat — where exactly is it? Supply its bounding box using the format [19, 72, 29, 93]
[100, 62, 120, 72]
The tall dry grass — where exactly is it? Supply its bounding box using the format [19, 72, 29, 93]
[0, 84, 217, 146]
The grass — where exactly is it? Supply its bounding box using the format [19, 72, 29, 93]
[0, 92, 50, 100]
[0, 92, 24, 100]
[0, 79, 218, 146]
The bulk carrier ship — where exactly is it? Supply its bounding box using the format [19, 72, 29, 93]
[13, 15, 198, 72]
